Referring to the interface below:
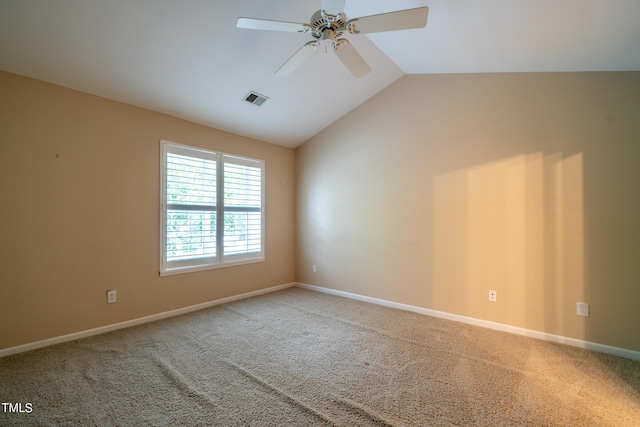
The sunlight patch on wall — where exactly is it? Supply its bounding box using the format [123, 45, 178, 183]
[432, 152, 585, 339]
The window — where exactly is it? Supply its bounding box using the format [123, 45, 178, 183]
[160, 140, 264, 275]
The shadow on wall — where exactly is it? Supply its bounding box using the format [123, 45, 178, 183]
[431, 152, 585, 341]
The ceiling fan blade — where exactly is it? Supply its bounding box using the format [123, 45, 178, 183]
[334, 41, 371, 78]
[237, 17, 309, 33]
[275, 42, 316, 77]
[321, 0, 346, 15]
[349, 7, 429, 34]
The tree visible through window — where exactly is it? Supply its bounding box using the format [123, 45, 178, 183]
[160, 141, 264, 275]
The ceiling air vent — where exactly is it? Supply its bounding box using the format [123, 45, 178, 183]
[244, 91, 269, 106]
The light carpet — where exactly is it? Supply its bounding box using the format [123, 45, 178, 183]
[1, 287, 639, 426]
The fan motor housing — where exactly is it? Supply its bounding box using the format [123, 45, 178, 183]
[310, 9, 346, 38]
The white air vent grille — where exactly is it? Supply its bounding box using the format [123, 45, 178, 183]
[244, 91, 269, 106]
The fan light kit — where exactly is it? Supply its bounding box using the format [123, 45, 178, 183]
[237, 0, 429, 78]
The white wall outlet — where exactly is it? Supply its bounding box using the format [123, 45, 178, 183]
[577, 302, 589, 317]
[312, 264, 317, 273]
[488, 290, 497, 302]
[107, 290, 117, 304]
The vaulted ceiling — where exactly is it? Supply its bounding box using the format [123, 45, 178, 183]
[1, 0, 639, 147]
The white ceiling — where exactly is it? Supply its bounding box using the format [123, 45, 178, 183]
[1, 0, 639, 148]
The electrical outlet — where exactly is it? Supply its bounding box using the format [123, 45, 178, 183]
[488, 290, 497, 302]
[577, 302, 589, 317]
[312, 264, 317, 273]
[107, 290, 117, 304]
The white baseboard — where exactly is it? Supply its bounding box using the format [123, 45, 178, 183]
[296, 283, 640, 362]
[0, 282, 296, 358]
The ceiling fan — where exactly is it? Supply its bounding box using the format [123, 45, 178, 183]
[237, 0, 429, 78]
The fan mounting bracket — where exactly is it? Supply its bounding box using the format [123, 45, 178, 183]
[345, 19, 360, 34]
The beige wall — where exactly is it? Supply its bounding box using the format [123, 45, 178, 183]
[3, 70, 639, 354]
[0, 71, 296, 350]
[296, 72, 640, 352]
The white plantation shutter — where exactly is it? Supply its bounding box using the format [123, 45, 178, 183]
[223, 155, 263, 257]
[166, 152, 217, 263]
[160, 141, 264, 275]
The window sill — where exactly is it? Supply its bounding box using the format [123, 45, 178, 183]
[160, 256, 265, 276]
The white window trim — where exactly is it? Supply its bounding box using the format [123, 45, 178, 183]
[160, 140, 265, 276]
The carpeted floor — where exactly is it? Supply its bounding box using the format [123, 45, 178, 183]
[1, 287, 639, 426]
